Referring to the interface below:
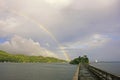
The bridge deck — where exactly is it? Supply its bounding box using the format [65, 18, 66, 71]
[79, 65, 97, 80]
[73, 64, 120, 80]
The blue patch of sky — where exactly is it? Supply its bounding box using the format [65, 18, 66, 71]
[112, 37, 120, 40]
[108, 35, 120, 40]
[0, 37, 8, 43]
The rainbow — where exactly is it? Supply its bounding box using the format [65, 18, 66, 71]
[9, 10, 70, 61]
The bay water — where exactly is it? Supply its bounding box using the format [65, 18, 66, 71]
[90, 62, 120, 76]
[0, 63, 77, 80]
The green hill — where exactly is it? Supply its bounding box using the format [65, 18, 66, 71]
[0, 50, 66, 63]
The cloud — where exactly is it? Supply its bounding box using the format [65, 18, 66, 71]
[45, 0, 72, 9]
[63, 34, 110, 50]
[45, 43, 50, 47]
[87, 40, 120, 61]
[0, 35, 58, 58]
[43, 0, 119, 43]
[2, 0, 119, 43]
[71, 0, 117, 10]
[0, 17, 22, 37]
[0, 14, 57, 45]
[5, 0, 63, 26]
[84, 34, 110, 49]
[0, 17, 18, 30]
[0, 0, 6, 11]
[0, 0, 120, 61]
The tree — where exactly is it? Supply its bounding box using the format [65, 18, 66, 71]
[70, 55, 89, 64]
[0, 50, 66, 63]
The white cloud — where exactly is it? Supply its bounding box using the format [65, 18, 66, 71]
[0, 17, 18, 29]
[0, 35, 58, 58]
[0, 0, 6, 11]
[64, 34, 110, 50]
[45, 43, 50, 47]
[0, 15, 51, 41]
[6, 0, 63, 25]
[45, 0, 72, 9]
[85, 34, 110, 49]
[0, 17, 20, 37]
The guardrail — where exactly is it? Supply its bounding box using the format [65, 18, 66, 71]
[88, 65, 120, 80]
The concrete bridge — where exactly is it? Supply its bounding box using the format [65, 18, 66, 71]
[73, 64, 120, 80]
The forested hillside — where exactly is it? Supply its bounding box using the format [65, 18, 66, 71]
[0, 50, 66, 63]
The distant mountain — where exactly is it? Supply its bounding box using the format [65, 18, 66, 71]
[0, 50, 66, 63]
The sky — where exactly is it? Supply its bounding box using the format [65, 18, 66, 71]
[0, 0, 120, 61]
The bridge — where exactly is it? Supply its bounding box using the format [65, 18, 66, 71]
[73, 64, 120, 80]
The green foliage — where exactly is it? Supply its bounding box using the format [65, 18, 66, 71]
[70, 55, 89, 64]
[0, 50, 66, 63]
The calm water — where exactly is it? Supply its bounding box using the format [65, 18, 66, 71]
[90, 62, 120, 76]
[0, 63, 77, 80]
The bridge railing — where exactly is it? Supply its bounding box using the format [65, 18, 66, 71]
[88, 65, 120, 80]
